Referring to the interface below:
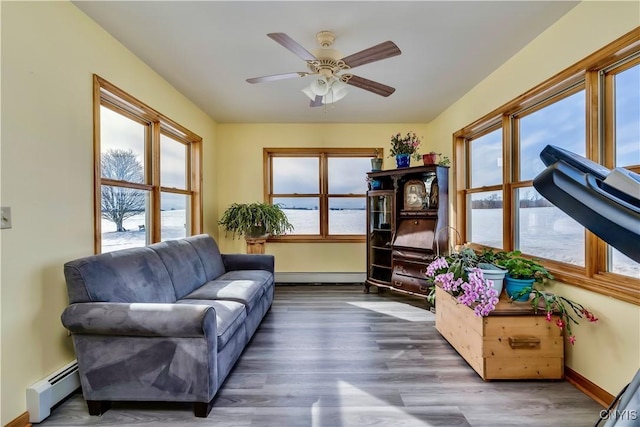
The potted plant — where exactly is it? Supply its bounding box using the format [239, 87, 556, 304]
[371, 148, 383, 171]
[492, 250, 553, 301]
[389, 131, 422, 168]
[218, 202, 294, 253]
[428, 246, 598, 344]
[424, 246, 501, 317]
[422, 151, 439, 165]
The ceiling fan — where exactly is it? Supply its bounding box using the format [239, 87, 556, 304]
[246, 31, 401, 107]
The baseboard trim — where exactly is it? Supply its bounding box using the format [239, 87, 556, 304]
[566, 366, 614, 408]
[5, 412, 31, 427]
[275, 272, 366, 284]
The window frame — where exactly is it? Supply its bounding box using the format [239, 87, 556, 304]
[453, 29, 640, 305]
[264, 147, 379, 243]
[93, 75, 203, 253]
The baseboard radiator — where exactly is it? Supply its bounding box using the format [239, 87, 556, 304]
[26, 359, 80, 423]
[275, 272, 366, 283]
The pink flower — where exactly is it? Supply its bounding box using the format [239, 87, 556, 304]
[546, 311, 552, 322]
[555, 318, 564, 330]
[569, 335, 576, 345]
[583, 309, 599, 322]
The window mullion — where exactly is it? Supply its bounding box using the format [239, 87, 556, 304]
[503, 115, 514, 251]
[585, 69, 603, 277]
[319, 153, 328, 237]
[151, 121, 161, 243]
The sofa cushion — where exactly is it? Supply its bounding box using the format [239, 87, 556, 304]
[184, 234, 226, 281]
[64, 247, 176, 304]
[176, 299, 246, 349]
[148, 239, 208, 299]
[217, 270, 274, 295]
[182, 277, 265, 312]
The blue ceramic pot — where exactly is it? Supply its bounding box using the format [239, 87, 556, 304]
[395, 154, 410, 168]
[371, 179, 382, 190]
[504, 275, 534, 302]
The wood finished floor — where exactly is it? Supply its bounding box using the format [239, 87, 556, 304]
[41, 284, 603, 426]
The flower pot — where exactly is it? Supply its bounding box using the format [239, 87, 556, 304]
[371, 158, 383, 171]
[504, 275, 534, 302]
[478, 263, 507, 297]
[395, 154, 410, 168]
[422, 153, 438, 165]
[370, 179, 382, 190]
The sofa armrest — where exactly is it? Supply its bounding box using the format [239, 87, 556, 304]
[222, 253, 274, 274]
[61, 302, 216, 337]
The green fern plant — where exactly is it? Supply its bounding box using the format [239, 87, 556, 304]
[218, 202, 294, 239]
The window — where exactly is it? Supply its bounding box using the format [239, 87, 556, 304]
[94, 75, 202, 253]
[455, 31, 640, 305]
[514, 89, 586, 267]
[603, 57, 640, 280]
[265, 148, 379, 242]
[466, 127, 504, 249]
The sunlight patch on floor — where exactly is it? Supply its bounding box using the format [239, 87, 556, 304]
[311, 380, 438, 426]
[347, 301, 435, 322]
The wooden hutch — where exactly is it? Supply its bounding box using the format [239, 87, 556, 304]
[364, 165, 449, 298]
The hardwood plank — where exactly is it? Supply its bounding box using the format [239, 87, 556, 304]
[39, 284, 603, 426]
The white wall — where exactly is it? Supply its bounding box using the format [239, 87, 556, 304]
[425, 1, 640, 395]
[0, 2, 217, 423]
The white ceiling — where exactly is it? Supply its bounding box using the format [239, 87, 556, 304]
[73, 1, 579, 124]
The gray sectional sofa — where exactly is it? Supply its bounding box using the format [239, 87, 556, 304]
[61, 234, 275, 417]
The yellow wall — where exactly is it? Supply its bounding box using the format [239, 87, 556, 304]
[425, 1, 640, 395]
[0, 2, 218, 423]
[216, 123, 429, 270]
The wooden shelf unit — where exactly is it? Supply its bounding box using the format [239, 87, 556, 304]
[364, 165, 449, 299]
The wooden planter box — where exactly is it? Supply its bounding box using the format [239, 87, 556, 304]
[435, 286, 564, 380]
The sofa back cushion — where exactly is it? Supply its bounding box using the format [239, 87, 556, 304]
[64, 247, 177, 304]
[148, 239, 208, 299]
[184, 234, 226, 281]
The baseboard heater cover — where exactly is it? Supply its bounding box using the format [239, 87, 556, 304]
[275, 272, 366, 283]
[27, 359, 80, 423]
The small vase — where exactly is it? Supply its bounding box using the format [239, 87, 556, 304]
[422, 153, 438, 165]
[395, 154, 410, 168]
[371, 158, 383, 171]
[370, 179, 382, 190]
[504, 275, 534, 302]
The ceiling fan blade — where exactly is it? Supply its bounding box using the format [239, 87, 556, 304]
[310, 95, 323, 107]
[246, 72, 310, 84]
[267, 33, 317, 62]
[346, 75, 396, 97]
[341, 41, 401, 69]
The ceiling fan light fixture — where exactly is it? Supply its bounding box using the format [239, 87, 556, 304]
[301, 86, 316, 101]
[329, 86, 348, 103]
[310, 76, 330, 96]
[325, 78, 348, 103]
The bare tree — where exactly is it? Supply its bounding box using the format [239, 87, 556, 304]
[101, 149, 145, 232]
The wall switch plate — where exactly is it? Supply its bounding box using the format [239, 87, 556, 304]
[1, 207, 12, 229]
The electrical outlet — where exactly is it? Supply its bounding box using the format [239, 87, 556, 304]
[1, 207, 12, 229]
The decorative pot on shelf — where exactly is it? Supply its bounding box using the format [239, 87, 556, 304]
[395, 154, 410, 168]
[504, 275, 534, 302]
[422, 152, 439, 165]
[370, 179, 382, 190]
[371, 158, 383, 171]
